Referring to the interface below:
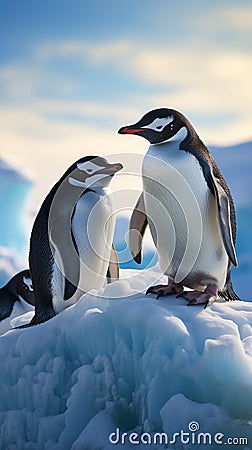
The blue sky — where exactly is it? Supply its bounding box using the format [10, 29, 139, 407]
[0, 0, 252, 204]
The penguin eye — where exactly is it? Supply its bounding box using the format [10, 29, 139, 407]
[86, 169, 93, 173]
[156, 126, 163, 130]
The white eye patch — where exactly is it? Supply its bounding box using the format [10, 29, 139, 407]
[77, 161, 103, 173]
[142, 116, 174, 132]
[23, 276, 33, 292]
[68, 177, 87, 188]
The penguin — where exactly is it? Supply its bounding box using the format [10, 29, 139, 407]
[118, 108, 240, 307]
[24, 156, 122, 326]
[0, 270, 34, 322]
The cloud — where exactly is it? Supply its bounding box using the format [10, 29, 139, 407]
[0, 102, 146, 208]
[37, 40, 132, 65]
[217, 7, 252, 34]
[35, 38, 252, 108]
[0, 34, 251, 208]
[33, 39, 252, 139]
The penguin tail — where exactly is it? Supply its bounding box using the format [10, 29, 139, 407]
[218, 278, 241, 302]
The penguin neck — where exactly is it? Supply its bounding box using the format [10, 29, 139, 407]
[48, 178, 92, 228]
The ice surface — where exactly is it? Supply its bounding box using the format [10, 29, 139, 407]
[1, 266, 252, 449]
[0, 157, 33, 260]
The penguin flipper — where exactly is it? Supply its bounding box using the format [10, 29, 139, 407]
[205, 167, 238, 267]
[129, 193, 148, 264]
[214, 178, 238, 267]
[107, 243, 119, 283]
[49, 226, 80, 301]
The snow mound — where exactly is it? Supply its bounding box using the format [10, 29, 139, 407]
[0, 266, 252, 449]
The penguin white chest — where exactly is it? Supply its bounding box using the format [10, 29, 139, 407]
[142, 140, 228, 289]
[72, 188, 115, 291]
[52, 188, 115, 313]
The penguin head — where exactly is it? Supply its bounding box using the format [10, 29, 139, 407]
[68, 156, 123, 189]
[118, 108, 188, 144]
[4, 269, 34, 305]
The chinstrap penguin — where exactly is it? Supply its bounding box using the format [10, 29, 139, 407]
[119, 108, 240, 307]
[23, 156, 122, 327]
[0, 270, 34, 322]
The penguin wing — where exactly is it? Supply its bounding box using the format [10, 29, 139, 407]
[106, 243, 119, 283]
[129, 192, 148, 264]
[205, 166, 238, 267]
[49, 223, 80, 301]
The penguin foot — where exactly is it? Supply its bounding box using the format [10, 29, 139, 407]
[15, 307, 56, 328]
[146, 277, 183, 300]
[177, 285, 218, 308]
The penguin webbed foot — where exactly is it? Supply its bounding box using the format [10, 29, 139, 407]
[146, 277, 183, 299]
[14, 306, 56, 329]
[177, 285, 218, 309]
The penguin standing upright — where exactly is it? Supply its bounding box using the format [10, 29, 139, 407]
[119, 108, 240, 307]
[0, 269, 34, 322]
[27, 155, 122, 326]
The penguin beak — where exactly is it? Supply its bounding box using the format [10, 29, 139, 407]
[98, 162, 123, 175]
[118, 126, 143, 135]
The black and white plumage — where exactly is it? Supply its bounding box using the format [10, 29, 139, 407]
[119, 108, 240, 307]
[0, 270, 34, 322]
[24, 156, 122, 326]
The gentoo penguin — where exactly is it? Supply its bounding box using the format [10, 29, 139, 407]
[0, 270, 34, 321]
[119, 108, 240, 307]
[25, 156, 122, 326]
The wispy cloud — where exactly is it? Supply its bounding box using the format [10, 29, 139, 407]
[37, 40, 132, 65]
[0, 28, 252, 206]
[32, 38, 252, 138]
[217, 7, 252, 33]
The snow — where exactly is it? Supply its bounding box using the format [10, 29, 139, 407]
[0, 266, 252, 449]
[0, 296, 33, 336]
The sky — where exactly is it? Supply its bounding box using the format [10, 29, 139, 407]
[0, 0, 252, 206]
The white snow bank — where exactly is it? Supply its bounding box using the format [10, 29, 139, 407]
[0, 266, 252, 449]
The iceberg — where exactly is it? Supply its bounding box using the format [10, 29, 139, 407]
[0, 266, 252, 449]
[0, 158, 32, 253]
